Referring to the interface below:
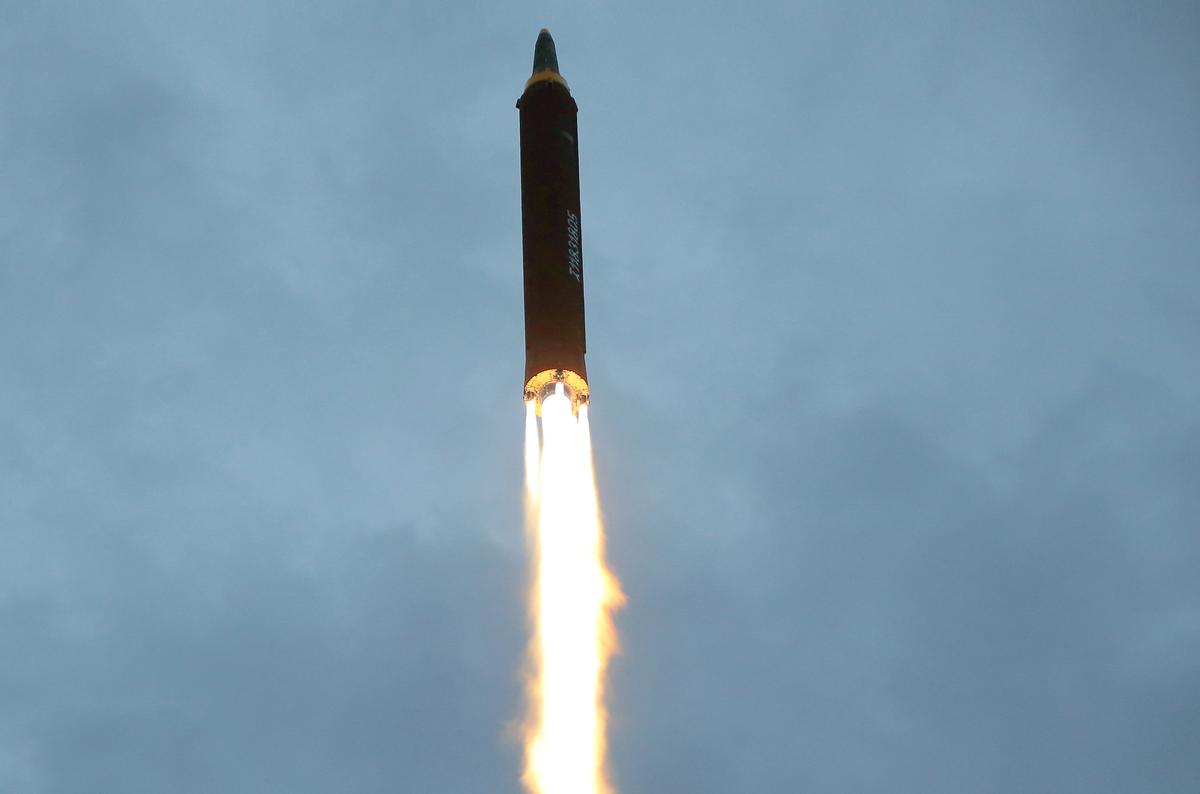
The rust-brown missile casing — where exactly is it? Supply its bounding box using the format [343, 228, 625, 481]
[518, 29, 589, 407]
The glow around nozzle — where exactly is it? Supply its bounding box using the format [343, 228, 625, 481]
[525, 369, 589, 414]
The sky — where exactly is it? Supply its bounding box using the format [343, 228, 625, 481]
[1, 1, 1197, 792]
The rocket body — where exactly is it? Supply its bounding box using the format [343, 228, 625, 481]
[518, 30, 589, 407]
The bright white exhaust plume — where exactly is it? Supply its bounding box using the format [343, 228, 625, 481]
[523, 384, 622, 794]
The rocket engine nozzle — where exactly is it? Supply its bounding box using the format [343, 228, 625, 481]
[524, 368, 589, 414]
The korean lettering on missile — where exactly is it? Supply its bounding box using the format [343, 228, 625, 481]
[567, 210, 582, 283]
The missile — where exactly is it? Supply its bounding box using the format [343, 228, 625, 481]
[519, 29, 589, 411]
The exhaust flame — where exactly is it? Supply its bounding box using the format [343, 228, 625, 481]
[523, 384, 622, 794]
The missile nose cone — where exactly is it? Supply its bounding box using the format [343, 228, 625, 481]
[532, 28, 560, 74]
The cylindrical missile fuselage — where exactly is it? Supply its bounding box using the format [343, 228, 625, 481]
[519, 32, 588, 408]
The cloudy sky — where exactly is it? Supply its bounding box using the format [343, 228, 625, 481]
[2, 1, 1197, 791]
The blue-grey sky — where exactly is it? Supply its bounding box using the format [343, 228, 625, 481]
[2, 1, 1197, 792]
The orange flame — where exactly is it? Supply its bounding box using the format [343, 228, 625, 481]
[523, 387, 623, 794]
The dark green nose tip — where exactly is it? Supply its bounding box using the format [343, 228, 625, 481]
[532, 28, 559, 74]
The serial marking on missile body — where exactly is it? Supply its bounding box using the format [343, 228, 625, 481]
[519, 28, 589, 413]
